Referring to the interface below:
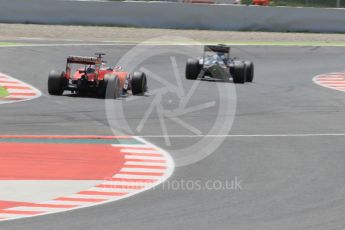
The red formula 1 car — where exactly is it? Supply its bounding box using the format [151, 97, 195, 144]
[252, 0, 270, 6]
[48, 53, 147, 98]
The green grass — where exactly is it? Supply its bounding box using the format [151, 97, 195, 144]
[0, 42, 26, 47]
[0, 86, 9, 98]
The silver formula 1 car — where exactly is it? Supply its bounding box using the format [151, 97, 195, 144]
[185, 45, 254, 84]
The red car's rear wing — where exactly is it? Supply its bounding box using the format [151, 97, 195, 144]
[67, 56, 99, 65]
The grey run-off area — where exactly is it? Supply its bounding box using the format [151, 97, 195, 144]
[0, 43, 344, 229]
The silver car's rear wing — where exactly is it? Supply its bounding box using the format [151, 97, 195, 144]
[204, 45, 230, 54]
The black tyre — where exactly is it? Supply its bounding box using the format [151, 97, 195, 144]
[244, 61, 254, 82]
[131, 72, 147, 95]
[48, 70, 65, 95]
[104, 74, 121, 99]
[185, 58, 201, 80]
[233, 61, 246, 84]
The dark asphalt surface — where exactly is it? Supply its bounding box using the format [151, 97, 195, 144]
[0, 44, 345, 230]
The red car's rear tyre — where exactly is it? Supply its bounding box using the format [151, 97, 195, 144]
[104, 74, 121, 99]
[48, 70, 65, 95]
[131, 72, 147, 95]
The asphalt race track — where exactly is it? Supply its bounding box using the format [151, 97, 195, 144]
[0, 43, 345, 230]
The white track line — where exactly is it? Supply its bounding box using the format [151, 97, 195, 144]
[6, 89, 35, 93]
[41, 200, 95, 206]
[125, 161, 166, 166]
[111, 144, 152, 148]
[0, 82, 20, 86]
[65, 194, 117, 200]
[120, 149, 161, 154]
[124, 155, 165, 160]
[0, 214, 25, 219]
[86, 187, 138, 193]
[113, 174, 163, 179]
[139, 133, 345, 138]
[120, 167, 165, 173]
[101, 181, 153, 186]
[7, 207, 65, 212]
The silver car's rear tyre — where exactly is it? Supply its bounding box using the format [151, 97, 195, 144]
[233, 61, 246, 84]
[185, 58, 201, 80]
[244, 61, 254, 82]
